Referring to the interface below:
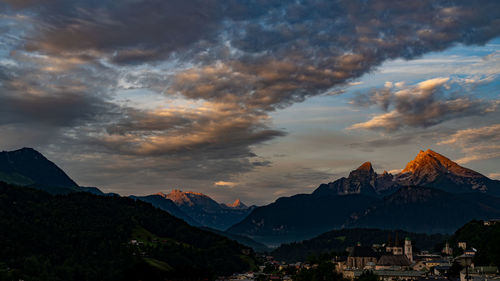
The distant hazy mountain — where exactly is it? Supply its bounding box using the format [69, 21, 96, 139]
[200, 227, 270, 253]
[228, 193, 379, 246]
[222, 199, 248, 209]
[143, 190, 255, 230]
[130, 194, 200, 226]
[229, 149, 500, 246]
[0, 147, 104, 194]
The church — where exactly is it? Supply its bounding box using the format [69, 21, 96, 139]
[346, 234, 413, 270]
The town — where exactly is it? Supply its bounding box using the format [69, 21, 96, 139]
[219, 221, 500, 281]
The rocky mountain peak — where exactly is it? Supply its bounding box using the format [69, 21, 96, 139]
[348, 162, 376, 179]
[400, 149, 483, 179]
[164, 189, 196, 206]
[227, 199, 247, 209]
[356, 162, 374, 172]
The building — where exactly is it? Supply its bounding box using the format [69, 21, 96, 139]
[460, 266, 499, 281]
[342, 269, 425, 281]
[458, 242, 467, 250]
[373, 270, 426, 281]
[347, 245, 379, 269]
[442, 242, 453, 256]
[464, 248, 477, 257]
[425, 260, 451, 270]
[405, 237, 413, 262]
[386, 233, 404, 255]
[376, 255, 411, 270]
[483, 219, 500, 226]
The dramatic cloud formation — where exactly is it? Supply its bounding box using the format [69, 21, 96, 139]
[349, 77, 498, 131]
[1, 0, 500, 201]
[438, 124, 500, 164]
[83, 103, 285, 157]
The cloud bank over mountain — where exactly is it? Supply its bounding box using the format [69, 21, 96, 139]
[1, 0, 499, 201]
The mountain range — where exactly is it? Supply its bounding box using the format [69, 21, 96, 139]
[314, 149, 500, 197]
[228, 149, 500, 246]
[2, 147, 500, 250]
[133, 190, 255, 231]
[0, 147, 253, 229]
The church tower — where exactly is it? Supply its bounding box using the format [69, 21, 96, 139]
[404, 237, 413, 262]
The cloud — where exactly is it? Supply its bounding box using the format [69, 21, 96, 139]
[1, 0, 500, 200]
[3, 0, 500, 108]
[349, 77, 498, 131]
[438, 124, 500, 164]
[82, 103, 285, 157]
[214, 181, 236, 187]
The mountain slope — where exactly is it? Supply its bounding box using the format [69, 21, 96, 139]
[130, 194, 199, 226]
[314, 150, 500, 197]
[228, 150, 500, 246]
[200, 227, 270, 253]
[346, 186, 500, 233]
[396, 149, 500, 196]
[447, 220, 500, 267]
[228, 193, 380, 246]
[0, 182, 256, 280]
[156, 190, 254, 230]
[272, 228, 446, 262]
[0, 148, 79, 193]
[223, 199, 248, 209]
[0, 147, 107, 195]
[314, 162, 400, 197]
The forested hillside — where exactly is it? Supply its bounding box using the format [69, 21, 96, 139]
[0, 182, 256, 281]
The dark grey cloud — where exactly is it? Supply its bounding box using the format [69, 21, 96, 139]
[3, 0, 500, 112]
[0, 57, 117, 128]
[1, 0, 499, 199]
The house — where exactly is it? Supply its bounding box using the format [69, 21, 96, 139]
[342, 269, 425, 281]
[460, 266, 499, 281]
[483, 219, 500, 226]
[376, 255, 411, 270]
[434, 265, 451, 276]
[425, 260, 451, 270]
[412, 261, 427, 271]
[373, 270, 425, 281]
[464, 248, 477, 256]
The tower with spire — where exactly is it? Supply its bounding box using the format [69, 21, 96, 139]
[404, 237, 413, 262]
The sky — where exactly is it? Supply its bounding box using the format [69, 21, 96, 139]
[0, 0, 499, 205]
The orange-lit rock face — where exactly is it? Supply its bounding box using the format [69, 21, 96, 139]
[356, 162, 374, 172]
[315, 149, 496, 197]
[227, 199, 248, 209]
[400, 149, 483, 179]
[228, 199, 242, 208]
[161, 189, 209, 207]
[396, 149, 490, 193]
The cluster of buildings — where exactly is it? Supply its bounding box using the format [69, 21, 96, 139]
[337, 236, 499, 281]
[218, 231, 500, 281]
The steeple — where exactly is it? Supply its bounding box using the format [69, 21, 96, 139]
[404, 237, 413, 262]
